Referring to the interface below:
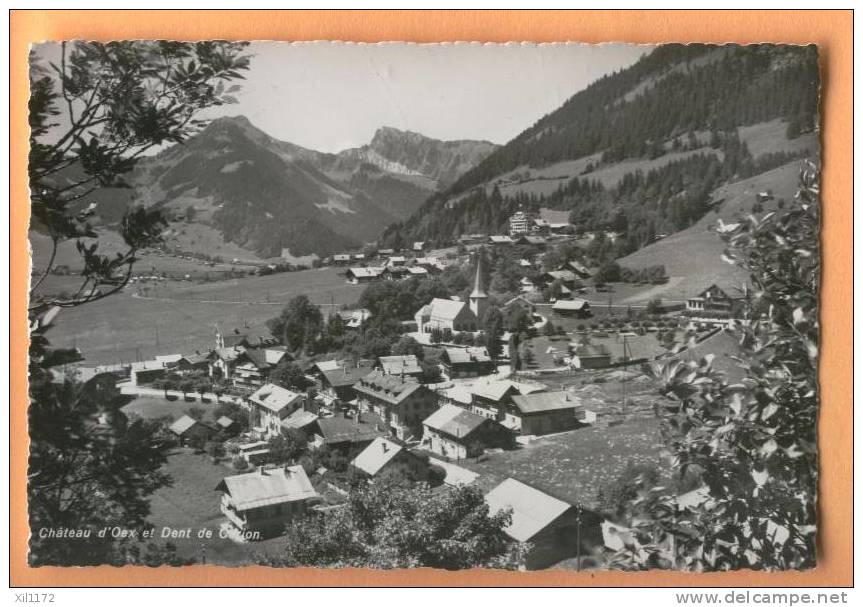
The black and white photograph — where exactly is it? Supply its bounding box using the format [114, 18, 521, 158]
[27, 40, 821, 572]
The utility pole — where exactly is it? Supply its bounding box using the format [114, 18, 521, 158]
[575, 504, 582, 572]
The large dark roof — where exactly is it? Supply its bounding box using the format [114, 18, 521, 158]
[315, 412, 387, 444]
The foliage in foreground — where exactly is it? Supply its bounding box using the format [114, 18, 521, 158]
[608, 162, 820, 571]
[262, 477, 525, 570]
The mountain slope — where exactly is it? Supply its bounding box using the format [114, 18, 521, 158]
[81, 117, 498, 258]
[381, 44, 820, 249]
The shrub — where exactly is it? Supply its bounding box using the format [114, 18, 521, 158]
[232, 455, 249, 471]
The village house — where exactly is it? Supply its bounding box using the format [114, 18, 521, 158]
[565, 260, 592, 279]
[421, 403, 514, 460]
[685, 283, 744, 324]
[332, 253, 352, 265]
[570, 343, 612, 369]
[469, 380, 522, 420]
[345, 266, 384, 284]
[216, 464, 320, 538]
[378, 354, 423, 379]
[169, 415, 217, 446]
[485, 478, 602, 569]
[231, 346, 290, 390]
[337, 308, 372, 330]
[508, 211, 530, 236]
[542, 269, 579, 289]
[412, 241, 426, 252]
[317, 360, 376, 405]
[377, 248, 395, 258]
[441, 347, 495, 378]
[247, 383, 305, 438]
[488, 234, 515, 245]
[516, 234, 547, 247]
[353, 371, 440, 440]
[552, 298, 591, 318]
[382, 265, 409, 281]
[538, 207, 572, 233]
[350, 436, 429, 480]
[216, 415, 239, 434]
[505, 391, 592, 435]
[175, 352, 209, 373]
[310, 410, 388, 452]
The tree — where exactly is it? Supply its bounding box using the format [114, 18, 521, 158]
[481, 306, 505, 360]
[266, 477, 523, 569]
[186, 406, 205, 421]
[609, 163, 820, 571]
[269, 361, 307, 391]
[646, 297, 663, 315]
[27, 373, 171, 565]
[27, 41, 250, 566]
[267, 429, 309, 464]
[267, 295, 323, 352]
[391, 336, 425, 360]
[28, 41, 250, 312]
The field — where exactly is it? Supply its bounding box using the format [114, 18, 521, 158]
[43, 265, 361, 365]
[459, 375, 665, 510]
[146, 451, 287, 565]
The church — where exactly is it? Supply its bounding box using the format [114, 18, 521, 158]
[414, 256, 488, 334]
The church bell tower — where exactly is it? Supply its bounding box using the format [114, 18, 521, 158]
[469, 255, 488, 321]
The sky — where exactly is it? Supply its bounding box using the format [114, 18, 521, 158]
[33, 41, 652, 154]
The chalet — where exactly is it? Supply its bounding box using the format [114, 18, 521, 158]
[216, 465, 320, 538]
[506, 391, 592, 435]
[377, 248, 395, 257]
[412, 241, 426, 252]
[232, 346, 290, 390]
[405, 266, 429, 278]
[421, 404, 514, 460]
[566, 260, 592, 279]
[332, 254, 352, 265]
[542, 270, 578, 288]
[337, 308, 372, 330]
[169, 415, 217, 446]
[209, 346, 245, 381]
[311, 410, 388, 451]
[353, 371, 440, 440]
[318, 361, 376, 405]
[502, 295, 536, 316]
[508, 211, 530, 236]
[685, 283, 738, 315]
[247, 384, 305, 438]
[350, 436, 428, 480]
[538, 207, 571, 233]
[353, 253, 366, 261]
[280, 408, 319, 433]
[519, 276, 537, 293]
[485, 478, 602, 569]
[176, 352, 209, 373]
[488, 235, 515, 245]
[516, 234, 547, 247]
[470, 380, 522, 420]
[386, 256, 407, 267]
[552, 299, 591, 318]
[442, 347, 495, 378]
[345, 266, 384, 284]
[378, 354, 423, 379]
[570, 344, 611, 369]
[382, 265, 409, 281]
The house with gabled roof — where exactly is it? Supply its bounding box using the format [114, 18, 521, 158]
[469, 380, 522, 420]
[378, 354, 423, 379]
[350, 436, 429, 480]
[311, 410, 388, 451]
[506, 390, 592, 435]
[247, 384, 305, 438]
[345, 266, 384, 284]
[421, 403, 514, 460]
[353, 371, 439, 440]
[216, 464, 320, 538]
[169, 415, 217, 446]
[485, 478, 601, 569]
[442, 347, 495, 378]
[318, 360, 376, 404]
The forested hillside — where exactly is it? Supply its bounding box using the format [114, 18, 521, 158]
[381, 44, 819, 249]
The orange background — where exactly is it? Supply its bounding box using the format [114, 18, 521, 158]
[9, 10, 853, 587]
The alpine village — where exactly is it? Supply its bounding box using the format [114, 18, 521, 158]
[28, 42, 821, 571]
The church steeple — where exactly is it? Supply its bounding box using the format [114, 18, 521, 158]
[469, 255, 488, 320]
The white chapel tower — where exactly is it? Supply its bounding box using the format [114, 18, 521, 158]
[469, 255, 489, 321]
